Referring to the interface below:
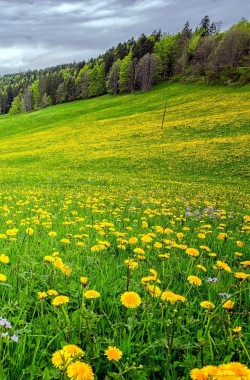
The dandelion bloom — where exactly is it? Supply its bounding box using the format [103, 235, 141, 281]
[240, 260, 250, 267]
[60, 238, 70, 244]
[52, 349, 72, 369]
[125, 259, 138, 270]
[232, 326, 242, 334]
[67, 361, 94, 380]
[43, 255, 55, 263]
[222, 300, 235, 309]
[186, 248, 199, 257]
[222, 362, 250, 376]
[121, 291, 141, 308]
[52, 295, 69, 306]
[48, 231, 57, 237]
[129, 237, 138, 244]
[80, 277, 88, 285]
[61, 265, 72, 276]
[234, 272, 249, 280]
[141, 235, 152, 243]
[47, 289, 58, 296]
[190, 368, 208, 379]
[187, 275, 202, 286]
[38, 291, 47, 299]
[133, 248, 145, 255]
[217, 232, 228, 240]
[84, 290, 100, 299]
[200, 301, 215, 310]
[53, 257, 64, 269]
[105, 346, 123, 362]
[0, 274, 7, 282]
[216, 260, 232, 273]
[146, 284, 162, 298]
[26, 228, 34, 236]
[196, 264, 206, 272]
[236, 240, 243, 248]
[0, 254, 9, 264]
[154, 242, 162, 248]
[161, 290, 186, 304]
[63, 344, 84, 357]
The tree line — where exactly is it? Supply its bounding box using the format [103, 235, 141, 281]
[0, 16, 249, 116]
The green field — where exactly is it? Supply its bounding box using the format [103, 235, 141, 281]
[0, 83, 249, 379]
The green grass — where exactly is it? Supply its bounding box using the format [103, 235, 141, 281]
[0, 83, 249, 379]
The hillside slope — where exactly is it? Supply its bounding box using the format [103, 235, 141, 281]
[0, 83, 249, 192]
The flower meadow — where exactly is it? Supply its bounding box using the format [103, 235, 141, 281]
[0, 186, 249, 379]
[0, 83, 249, 379]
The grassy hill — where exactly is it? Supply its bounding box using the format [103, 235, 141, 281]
[0, 82, 249, 193]
[0, 83, 250, 379]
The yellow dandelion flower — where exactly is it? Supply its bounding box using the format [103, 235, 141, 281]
[200, 301, 215, 310]
[146, 284, 162, 298]
[217, 233, 228, 240]
[154, 242, 162, 248]
[161, 290, 186, 304]
[67, 361, 94, 380]
[186, 248, 199, 257]
[234, 272, 249, 280]
[222, 300, 235, 309]
[121, 291, 141, 308]
[48, 231, 57, 237]
[0, 254, 9, 264]
[133, 248, 145, 255]
[241, 260, 250, 267]
[236, 240, 243, 248]
[52, 295, 69, 306]
[187, 275, 202, 286]
[232, 326, 242, 334]
[52, 349, 72, 369]
[47, 289, 58, 296]
[43, 255, 55, 263]
[190, 368, 207, 380]
[63, 344, 84, 357]
[209, 252, 217, 257]
[105, 346, 123, 362]
[129, 237, 138, 244]
[53, 257, 64, 269]
[216, 260, 232, 272]
[80, 277, 88, 285]
[84, 290, 100, 299]
[0, 234, 7, 239]
[164, 228, 173, 235]
[234, 252, 243, 257]
[26, 228, 34, 236]
[141, 221, 148, 228]
[198, 233, 205, 239]
[196, 264, 206, 272]
[0, 274, 7, 282]
[60, 265, 72, 276]
[223, 362, 250, 376]
[60, 238, 70, 244]
[199, 245, 211, 252]
[125, 259, 138, 270]
[141, 235, 152, 243]
[6, 229, 19, 236]
[38, 291, 47, 299]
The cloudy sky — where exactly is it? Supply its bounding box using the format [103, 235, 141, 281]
[0, 0, 249, 75]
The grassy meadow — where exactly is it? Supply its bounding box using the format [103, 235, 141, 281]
[0, 83, 249, 379]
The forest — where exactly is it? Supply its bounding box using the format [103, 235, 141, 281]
[0, 15, 249, 115]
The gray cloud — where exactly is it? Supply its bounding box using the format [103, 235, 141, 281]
[0, 0, 249, 75]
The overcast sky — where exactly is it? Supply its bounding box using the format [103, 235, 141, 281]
[0, 0, 249, 76]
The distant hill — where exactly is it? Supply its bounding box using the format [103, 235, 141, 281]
[0, 82, 249, 192]
[0, 17, 249, 117]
